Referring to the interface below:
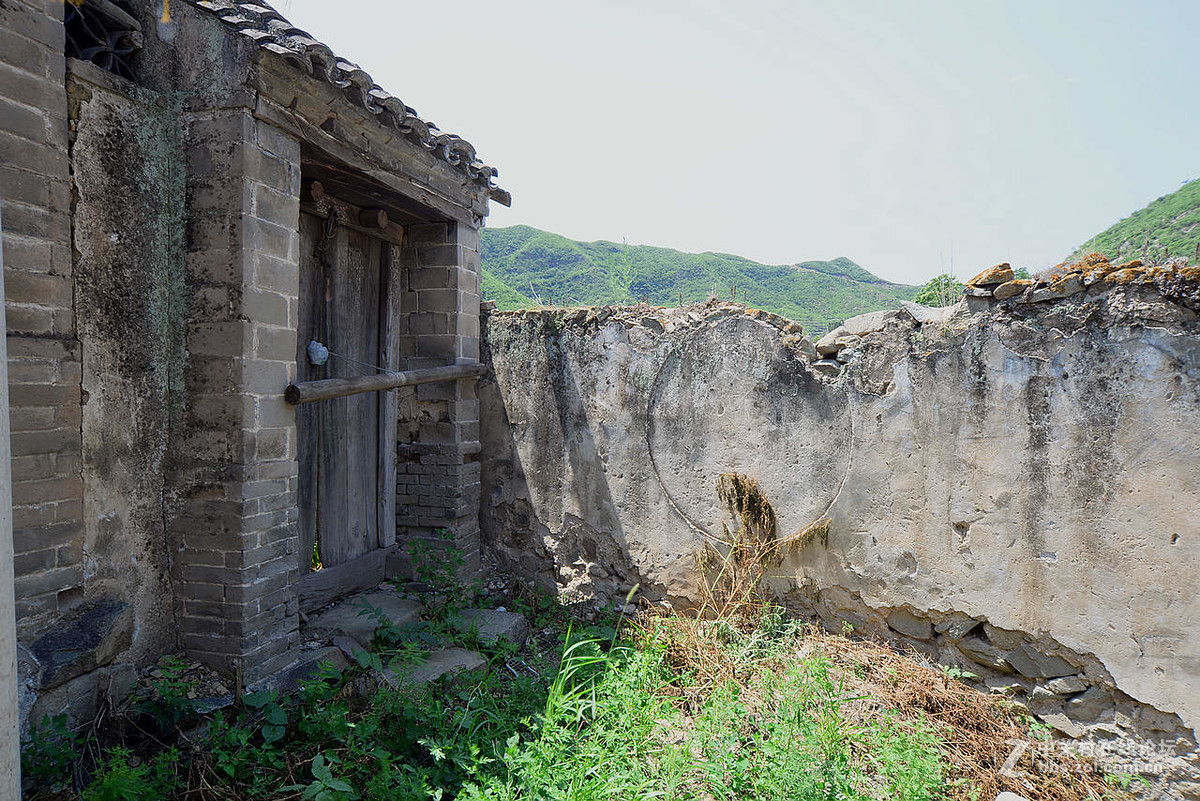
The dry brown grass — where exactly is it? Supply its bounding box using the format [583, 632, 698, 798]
[637, 610, 1126, 801]
[672, 472, 1126, 800]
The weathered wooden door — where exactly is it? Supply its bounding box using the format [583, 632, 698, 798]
[295, 203, 401, 587]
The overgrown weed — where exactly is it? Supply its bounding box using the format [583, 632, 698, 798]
[23, 492, 1127, 801]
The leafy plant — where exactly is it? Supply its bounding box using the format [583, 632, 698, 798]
[242, 688, 288, 746]
[404, 529, 478, 613]
[133, 654, 198, 729]
[940, 665, 979, 681]
[81, 746, 179, 801]
[914, 273, 964, 307]
[207, 710, 257, 783]
[22, 713, 80, 791]
[282, 752, 359, 801]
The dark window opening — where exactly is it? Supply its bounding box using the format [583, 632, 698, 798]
[64, 0, 143, 81]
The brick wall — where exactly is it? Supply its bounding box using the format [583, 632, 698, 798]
[0, 0, 86, 628]
[396, 221, 484, 577]
[174, 107, 301, 681]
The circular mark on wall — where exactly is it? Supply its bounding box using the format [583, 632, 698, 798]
[645, 317, 852, 540]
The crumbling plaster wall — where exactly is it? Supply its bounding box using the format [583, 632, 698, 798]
[68, 61, 186, 669]
[479, 284, 1200, 742]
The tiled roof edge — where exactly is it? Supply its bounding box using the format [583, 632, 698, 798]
[189, 0, 503, 198]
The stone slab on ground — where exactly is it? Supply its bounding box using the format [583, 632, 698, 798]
[305, 593, 423, 647]
[251, 646, 350, 697]
[886, 609, 932, 640]
[1045, 675, 1087, 695]
[899, 299, 966, 326]
[382, 648, 486, 687]
[332, 635, 369, 663]
[452, 609, 530, 646]
[811, 359, 841, 377]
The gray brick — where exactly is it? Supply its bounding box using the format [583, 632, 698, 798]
[14, 548, 54, 575]
[253, 324, 295, 361]
[417, 288, 459, 314]
[0, 66, 64, 131]
[406, 222, 451, 245]
[415, 334, 456, 359]
[10, 381, 78, 407]
[187, 321, 248, 357]
[0, 96, 48, 141]
[0, 3, 64, 49]
[409, 267, 451, 290]
[181, 565, 242, 584]
[182, 583, 226, 603]
[250, 252, 298, 295]
[245, 215, 295, 260]
[0, 27, 51, 77]
[417, 244, 458, 267]
[14, 565, 80, 597]
[251, 182, 297, 226]
[10, 431, 79, 455]
[244, 146, 293, 193]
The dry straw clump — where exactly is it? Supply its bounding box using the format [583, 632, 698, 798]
[699, 472, 830, 617]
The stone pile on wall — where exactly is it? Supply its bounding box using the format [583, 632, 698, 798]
[478, 264, 1200, 791]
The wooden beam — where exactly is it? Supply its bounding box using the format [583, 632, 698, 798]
[296, 549, 387, 613]
[285, 363, 486, 405]
[359, 208, 388, 229]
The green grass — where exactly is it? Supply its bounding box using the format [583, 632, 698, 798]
[482, 225, 917, 335]
[26, 601, 955, 801]
[1070, 177, 1200, 264]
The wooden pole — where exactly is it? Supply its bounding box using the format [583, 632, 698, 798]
[285, 362, 486, 405]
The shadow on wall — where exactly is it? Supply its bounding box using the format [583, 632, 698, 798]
[479, 313, 644, 604]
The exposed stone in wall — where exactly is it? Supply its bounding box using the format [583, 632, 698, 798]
[479, 272, 1200, 773]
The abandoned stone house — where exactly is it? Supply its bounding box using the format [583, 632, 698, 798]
[3, 0, 1200, 790]
[1, 0, 508, 727]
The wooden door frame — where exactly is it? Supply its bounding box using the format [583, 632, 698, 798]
[294, 197, 404, 613]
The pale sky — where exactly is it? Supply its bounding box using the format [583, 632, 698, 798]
[279, 0, 1198, 285]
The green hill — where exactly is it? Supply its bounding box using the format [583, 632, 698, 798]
[1070, 178, 1200, 263]
[481, 225, 916, 334]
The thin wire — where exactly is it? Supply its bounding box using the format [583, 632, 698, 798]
[323, 348, 401, 378]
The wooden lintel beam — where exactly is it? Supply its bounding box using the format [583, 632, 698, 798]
[285, 362, 486, 405]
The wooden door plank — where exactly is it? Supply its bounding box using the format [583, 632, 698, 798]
[336, 228, 379, 563]
[296, 211, 325, 574]
[377, 239, 401, 548]
[319, 224, 353, 566]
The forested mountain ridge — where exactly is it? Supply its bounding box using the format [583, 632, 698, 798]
[481, 225, 916, 334]
[1069, 178, 1200, 264]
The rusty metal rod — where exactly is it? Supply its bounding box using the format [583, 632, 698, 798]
[285, 362, 485, 405]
